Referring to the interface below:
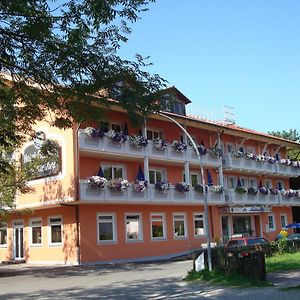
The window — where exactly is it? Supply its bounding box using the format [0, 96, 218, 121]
[151, 213, 166, 240]
[97, 214, 116, 243]
[0, 222, 7, 246]
[227, 176, 237, 189]
[268, 214, 276, 232]
[149, 169, 164, 184]
[226, 143, 235, 154]
[248, 178, 257, 188]
[173, 213, 187, 238]
[182, 172, 200, 186]
[126, 214, 142, 242]
[147, 129, 163, 140]
[277, 180, 284, 190]
[240, 177, 247, 188]
[48, 217, 62, 245]
[102, 165, 124, 180]
[194, 213, 205, 237]
[265, 179, 272, 189]
[30, 218, 42, 246]
[111, 123, 121, 132]
[280, 214, 288, 229]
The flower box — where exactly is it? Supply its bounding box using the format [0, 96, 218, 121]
[132, 180, 147, 192]
[87, 176, 107, 190]
[129, 135, 148, 148]
[197, 144, 207, 155]
[152, 138, 168, 151]
[107, 178, 129, 192]
[211, 185, 224, 193]
[207, 147, 222, 157]
[259, 187, 269, 195]
[155, 180, 171, 193]
[106, 130, 127, 143]
[171, 140, 187, 152]
[194, 184, 204, 193]
[235, 186, 247, 194]
[84, 127, 105, 138]
[175, 182, 189, 193]
[248, 187, 258, 195]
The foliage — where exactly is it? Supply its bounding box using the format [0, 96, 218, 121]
[106, 130, 128, 143]
[247, 187, 258, 195]
[0, 0, 165, 209]
[152, 138, 168, 151]
[235, 186, 247, 194]
[84, 127, 105, 138]
[155, 180, 170, 192]
[171, 140, 187, 152]
[268, 129, 300, 160]
[194, 184, 204, 193]
[211, 185, 224, 193]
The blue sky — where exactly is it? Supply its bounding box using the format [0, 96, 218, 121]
[118, 0, 300, 134]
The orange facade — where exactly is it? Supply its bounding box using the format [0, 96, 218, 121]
[1, 92, 300, 265]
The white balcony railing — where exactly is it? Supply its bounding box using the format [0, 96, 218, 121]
[79, 181, 225, 205]
[225, 189, 280, 206]
[78, 130, 220, 167]
[222, 154, 300, 177]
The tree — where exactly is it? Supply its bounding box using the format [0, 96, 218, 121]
[0, 0, 165, 209]
[268, 129, 300, 160]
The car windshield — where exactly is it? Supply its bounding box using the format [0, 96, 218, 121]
[247, 238, 267, 245]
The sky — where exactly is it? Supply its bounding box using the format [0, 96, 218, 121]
[118, 0, 300, 134]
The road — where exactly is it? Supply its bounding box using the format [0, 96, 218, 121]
[0, 260, 300, 299]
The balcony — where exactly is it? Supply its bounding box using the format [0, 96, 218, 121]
[222, 154, 300, 177]
[78, 130, 220, 167]
[79, 181, 225, 205]
[225, 189, 280, 206]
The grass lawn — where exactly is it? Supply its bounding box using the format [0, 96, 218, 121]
[266, 252, 300, 273]
[184, 270, 272, 288]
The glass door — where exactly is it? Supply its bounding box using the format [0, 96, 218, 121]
[13, 221, 24, 260]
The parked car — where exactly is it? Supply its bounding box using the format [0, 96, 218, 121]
[225, 236, 269, 249]
[287, 233, 300, 241]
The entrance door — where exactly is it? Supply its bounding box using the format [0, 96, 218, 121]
[13, 221, 24, 260]
[254, 215, 261, 237]
[221, 216, 230, 244]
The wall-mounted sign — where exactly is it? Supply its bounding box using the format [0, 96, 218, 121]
[220, 206, 272, 214]
[22, 132, 61, 179]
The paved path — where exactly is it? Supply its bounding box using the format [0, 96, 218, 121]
[1, 260, 300, 299]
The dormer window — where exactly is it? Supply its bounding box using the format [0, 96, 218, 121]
[161, 97, 186, 115]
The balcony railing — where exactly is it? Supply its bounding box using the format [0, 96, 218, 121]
[79, 181, 225, 205]
[225, 189, 300, 206]
[78, 130, 220, 167]
[222, 154, 300, 177]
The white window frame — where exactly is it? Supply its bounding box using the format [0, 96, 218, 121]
[147, 127, 163, 140]
[280, 214, 288, 229]
[268, 214, 276, 232]
[227, 176, 237, 189]
[182, 171, 200, 186]
[248, 178, 257, 188]
[150, 213, 166, 241]
[29, 218, 42, 247]
[101, 164, 126, 180]
[149, 168, 166, 184]
[193, 212, 205, 237]
[125, 213, 143, 243]
[173, 213, 187, 239]
[0, 222, 7, 247]
[97, 213, 117, 244]
[48, 216, 63, 246]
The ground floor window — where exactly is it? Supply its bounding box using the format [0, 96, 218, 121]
[173, 213, 187, 238]
[0, 222, 7, 246]
[151, 213, 166, 240]
[280, 214, 287, 229]
[48, 217, 62, 245]
[268, 214, 276, 232]
[30, 218, 42, 246]
[232, 216, 253, 236]
[97, 214, 116, 243]
[193, 213, 205, 236]
[126, 214, 142, 242]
